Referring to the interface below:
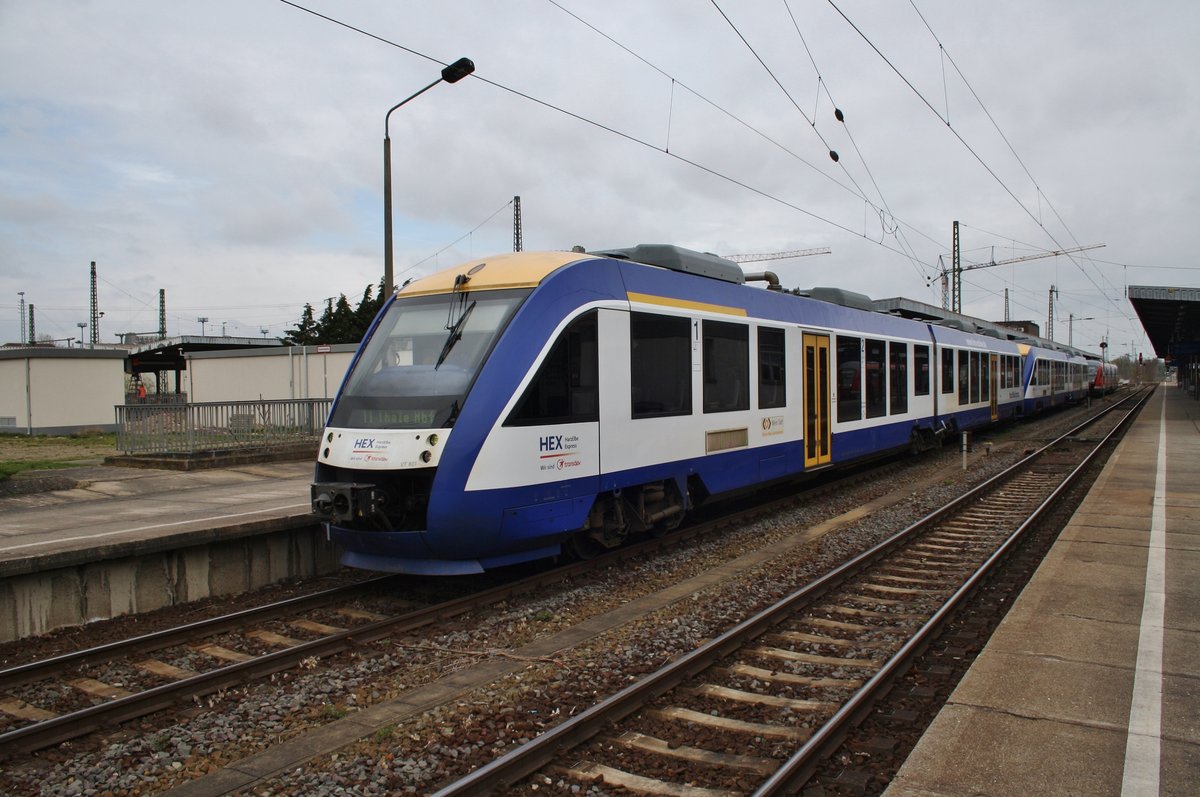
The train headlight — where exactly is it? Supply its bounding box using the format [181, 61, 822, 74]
[427, 433, 439, 447]
[420, 450, 433, 463]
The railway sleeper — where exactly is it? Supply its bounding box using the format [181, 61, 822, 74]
[646, 706, 809, 741]
[718, 664, 864, 690]
[845, 593, 911, 606]
[607, 730, 778, 775]
[747, 647, 882, 671]
[563, 761, 739, 797]
[685, 683, 836, 711]
[67, 678, 132, 700]
[0, 697, 56, 722]
[766, 630, 873, 649]
[135, 659, 195, 680]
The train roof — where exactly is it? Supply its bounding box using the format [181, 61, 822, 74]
[395, 247, 1103, 358]
[396, 251, 592, 297]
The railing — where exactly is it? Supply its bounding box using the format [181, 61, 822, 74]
[115, 398, 332, 455]
[123, 392, 189, 406]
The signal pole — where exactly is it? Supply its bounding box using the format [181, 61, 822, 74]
[513, 195, 523, 252]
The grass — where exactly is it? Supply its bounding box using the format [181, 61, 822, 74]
[0, 432, 117, 482]
[0, 460, 81, 482]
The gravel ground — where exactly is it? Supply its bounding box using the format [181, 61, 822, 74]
[0, 402, 1109, 796]
[0, 445, 1020, 796]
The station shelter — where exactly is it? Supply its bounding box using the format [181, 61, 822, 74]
[1128, 285, 1200, 398]
[126, 335, 283, 402]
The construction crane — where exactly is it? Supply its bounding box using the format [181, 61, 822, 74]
[724, 247, 831, 263]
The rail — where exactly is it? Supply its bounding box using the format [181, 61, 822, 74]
[114, 398, 332, 454]
[431, 387, 1152, 796]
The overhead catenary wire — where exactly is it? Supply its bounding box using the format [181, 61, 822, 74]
[826, 0, 1128, 320]
[906, 1, 1125, 304]
[401, 198, 516, 278]
[778, 0, 935, 280]
[279, 0, 925, 267]
[547, 0, 943, 281]
[276, 0, 1149, 336]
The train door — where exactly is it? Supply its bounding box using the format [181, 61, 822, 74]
[803, 333, 832, 467]
[989, 353, 999, 421]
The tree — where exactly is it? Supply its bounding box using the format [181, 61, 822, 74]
[285, 280, 390, 345]
[284, 303, 319, 346]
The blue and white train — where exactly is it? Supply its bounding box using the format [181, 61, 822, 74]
[311, 245, 1095, 575]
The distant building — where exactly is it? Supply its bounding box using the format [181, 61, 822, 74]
[0, 347, 127, 434]
[994, 320, 1041, 337]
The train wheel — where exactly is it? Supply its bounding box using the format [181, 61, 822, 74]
[564, 531, 607, 561]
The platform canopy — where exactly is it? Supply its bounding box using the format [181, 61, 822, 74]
[1128, 286, 1200, 360]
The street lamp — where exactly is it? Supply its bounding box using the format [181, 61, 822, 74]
[197, 316, 209, 336]
[76, 321, 87, 347]
[383, 57, 475, 297]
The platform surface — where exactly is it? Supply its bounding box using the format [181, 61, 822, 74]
[0, 461, 314, 576]
[884, 383, 1199, 797]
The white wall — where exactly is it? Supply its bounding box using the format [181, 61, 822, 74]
[0, 349, 127, 433]
[186, 346, 356, 403]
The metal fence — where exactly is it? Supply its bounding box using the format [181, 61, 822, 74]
[115, 398, 332, 455]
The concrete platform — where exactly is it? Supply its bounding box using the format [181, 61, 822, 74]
[884, 383, 1200, 797]
[0, 461, 340, 641]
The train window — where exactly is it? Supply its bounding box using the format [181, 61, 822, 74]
[865, 338, 887, 419]
[703, 320, 749, 413]
[506, 311, 598, 427]
[758, 327, 786, 409]
[329, 287, 529, 430]
[980, 353, 990, 402]
[958, 350, 970, 404]
[631, 312, 692, 418]
[914, 345, 930, 396]
[836, 335, 862, 422]
[889, 342, 908, 414]
[969, 351, 981, 403]
[942, 348, 955, 395]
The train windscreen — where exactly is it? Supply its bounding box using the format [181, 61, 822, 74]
[329, 288, 530, 429]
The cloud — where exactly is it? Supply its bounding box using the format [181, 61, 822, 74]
[1, 0, 1197, 350]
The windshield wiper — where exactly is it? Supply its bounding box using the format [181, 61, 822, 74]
[435, 300, 476, 369]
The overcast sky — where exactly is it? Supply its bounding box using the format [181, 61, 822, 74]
[2, 0, 1197, 356]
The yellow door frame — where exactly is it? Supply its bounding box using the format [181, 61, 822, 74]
[803, 332, 832, 467]
[989, 352, 1000, 421]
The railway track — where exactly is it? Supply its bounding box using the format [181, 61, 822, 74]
[431, 387, 1151, 796]
[0, 443, 922, 759]
[0, 391, 1132, 771]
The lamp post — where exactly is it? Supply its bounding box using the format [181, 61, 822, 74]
[76, 321, 87, 347]
[383, 57, 475, 297]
